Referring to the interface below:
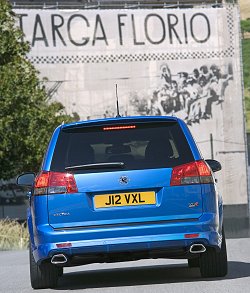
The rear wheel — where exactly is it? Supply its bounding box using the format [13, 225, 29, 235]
[188, 257, 200, 268]
[29, 245, 59, 289]
[58, 267, 64, 277]
[199, 228, 228, 278]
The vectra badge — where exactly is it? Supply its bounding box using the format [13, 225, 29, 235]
[53, 212, 70, 217]
[119, 176, 129, 184]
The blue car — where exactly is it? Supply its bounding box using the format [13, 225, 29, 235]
[17, 116, 227, 289]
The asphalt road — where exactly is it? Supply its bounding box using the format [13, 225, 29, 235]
[0, 238, 250, 293]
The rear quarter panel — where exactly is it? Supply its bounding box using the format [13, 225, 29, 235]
[177, 119, 202, 161]
[42, 125, 61, 171]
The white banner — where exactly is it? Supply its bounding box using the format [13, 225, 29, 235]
[15, 5, 248, 206]
[17, 8, 230, 54]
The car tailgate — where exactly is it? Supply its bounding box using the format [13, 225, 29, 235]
[48, 168, 203, 229]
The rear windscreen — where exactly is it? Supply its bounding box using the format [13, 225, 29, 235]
[50, 122, 194, 173]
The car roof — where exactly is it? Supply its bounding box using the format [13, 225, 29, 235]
[62, 116, 180, 130]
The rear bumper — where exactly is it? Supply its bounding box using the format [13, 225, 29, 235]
[32, 213, 222, 264]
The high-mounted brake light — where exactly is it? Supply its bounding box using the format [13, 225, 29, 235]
[34, 171, 78, 195]
[103, 125, 136, 131]
[170, 160, 213, 186]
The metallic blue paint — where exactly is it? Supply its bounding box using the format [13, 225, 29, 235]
[42, 125, 61, 171]
[32, 212, 220, 263]
[177, 119, 202, 160]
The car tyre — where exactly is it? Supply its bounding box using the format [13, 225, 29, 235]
[199, 228, 228, 278]
[29, 244, 59, 289]
[58, 267, 64, 277]
[188, 257, 200, 268]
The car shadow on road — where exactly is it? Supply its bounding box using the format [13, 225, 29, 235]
[55, 261, 250, 290]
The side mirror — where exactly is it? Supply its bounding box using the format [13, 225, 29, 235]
[205, 159, 222, 173]
[16, 173, 35, 187]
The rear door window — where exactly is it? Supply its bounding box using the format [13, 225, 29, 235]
[50, 122, 194, 173]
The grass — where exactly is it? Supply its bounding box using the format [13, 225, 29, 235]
[242, 39, 250, 90]
[242, 38, 250, 131]
[0, 219, 29, 250]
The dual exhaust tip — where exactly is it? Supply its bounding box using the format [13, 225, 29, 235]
[189, 243, 206, 254]
[51, 244, 206, 264]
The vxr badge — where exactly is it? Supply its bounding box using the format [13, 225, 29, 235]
[189, 202, 199, 208]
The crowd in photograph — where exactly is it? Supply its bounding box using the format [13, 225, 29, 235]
[147, 63, 233, 125]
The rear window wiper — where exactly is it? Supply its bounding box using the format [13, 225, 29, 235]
[65, 162, 125, 171]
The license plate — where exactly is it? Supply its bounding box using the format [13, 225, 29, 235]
[94, 191, 156, 208]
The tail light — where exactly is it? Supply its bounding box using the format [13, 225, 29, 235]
[34, 171, 78, 195]
[170, 160, 213, 186]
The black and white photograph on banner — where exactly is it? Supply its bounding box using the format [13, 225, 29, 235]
[129, 62, 233, 125]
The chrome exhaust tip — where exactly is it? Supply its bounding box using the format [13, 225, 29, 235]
[189, 244, 206, 254]
[51, 254, 68, 265]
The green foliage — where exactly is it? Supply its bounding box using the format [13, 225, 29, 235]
[241, 19, 250, 39]
[242, 39, 250, 90]
[0, 0, 77, 179]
